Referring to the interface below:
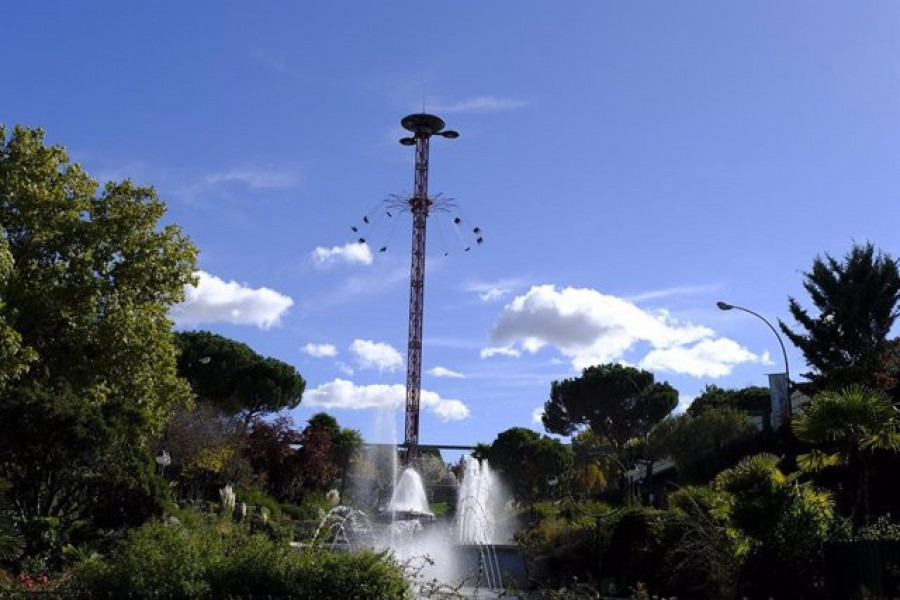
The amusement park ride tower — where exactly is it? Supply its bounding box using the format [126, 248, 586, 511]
[397, 113, 459, 463]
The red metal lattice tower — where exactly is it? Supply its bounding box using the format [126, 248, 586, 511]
[398, 114, 458, 463]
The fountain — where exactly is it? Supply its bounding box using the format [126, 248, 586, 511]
[385, 468, 434, 518]
[309, 451, 527, 594]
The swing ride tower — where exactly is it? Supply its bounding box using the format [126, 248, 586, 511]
[398, 114, 459, 463]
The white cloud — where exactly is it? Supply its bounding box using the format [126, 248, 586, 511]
[480, 346, 522, 359]
[309, 243, 373, 268]
[433, 96, 527, 113]
[336, 362, 355, 376]
[640, 338, 771, 378]
[487, 284, 765, 377]
[628, 283, 721, 303]
[204, 166, 300, 190]
[172, 271, 293, 329]
[304, 378, 470, 421]
[427, 366, 465, 379]
[531, 406, 545, 426]
[479, 289, 506, 302]
[462, 278, 524, 302]
[350, 339, 404, 372]
[302, 343, 338, 358]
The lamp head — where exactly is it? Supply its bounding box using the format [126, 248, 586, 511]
[716, 301, 734, 311]
[399, 137, 416, 146]
[440, 130, 459, 139]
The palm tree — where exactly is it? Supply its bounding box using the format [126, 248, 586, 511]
[792, 385, 900, 522]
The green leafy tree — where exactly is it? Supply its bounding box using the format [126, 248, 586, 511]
[480, 427, 573, 504]
[543, 363, 678, 453]
[686, 385, 771, 418]
[792, 385, 900, 522]
[0, 235, 35, 389]
[175, 330, 305, 425]
[780, 243, 900, 392]
[652, 406, 758, 483]
[0, 125, 197, 550]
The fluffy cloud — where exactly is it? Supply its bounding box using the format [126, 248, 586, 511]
[304, 379, 470, 421]
[487, 285, 766, 377]
[427, 366, 465, 379]
[171, 271, 293, 329]
[531, 406, 545, 425]
[640, 338, 771, 378]
[309, 242, 373, 267]
[350, 339, 404, 372]
[302, 343, 338, 358]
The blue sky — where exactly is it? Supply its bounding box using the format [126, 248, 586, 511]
[2, 1, 899, 450]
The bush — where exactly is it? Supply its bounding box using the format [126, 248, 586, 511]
[68, 516, 411, 599]
[602, 507, 669, 593]
[287, 549, 411, 599]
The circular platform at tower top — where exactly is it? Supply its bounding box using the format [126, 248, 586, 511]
[401, 113, 447, 135]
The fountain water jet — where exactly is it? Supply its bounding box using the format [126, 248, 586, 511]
[386, 468, 433, 517]
[456, 455, 498, 544]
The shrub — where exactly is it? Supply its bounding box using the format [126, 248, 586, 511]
[68, 516, 411, 599]
[602, 507, 669, 593]
[287, 549, 411, 599]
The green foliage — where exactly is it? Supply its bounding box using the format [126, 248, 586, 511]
[664, 486, 743, 600]
[652, 406, 757, 483]
[289, 548, 411, 599]
[0, 125, 197, 553]
[69, 518, 410, 599]
[165, 401, 251, 500]
[852, 515, 900, 541]
[602, 507, 669, 593]
[715, 453, 834, 599]
[793, 385, 900, 521]
[0, 235, 35, 390]
[0, 480, 23, 563]
[543, 364, 677, 453]
[780, 242, 900, 392]
[481, 427, 573, 503]
[175, 330, 305, 422]
[687, 384, 771, 418]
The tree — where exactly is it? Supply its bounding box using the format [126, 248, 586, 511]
[480, 427, 573, 504]
[165, 401, 250, 500]
[175, 330, 305, 425]
[246, 415, 304, 502]
[792, 385, 900, 522]
[652, 406, 757, 484]
[542, 364, 678, 453]
[686, 385, 770, 418]
[0, 125, 197, 550]
[0, 235, 34, 389]
[570, 429, 610, 495]
[302, 412, 361, 494]
[780, 243, 900, 392]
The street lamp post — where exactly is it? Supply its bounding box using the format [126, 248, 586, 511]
[716, 301, 792, 420]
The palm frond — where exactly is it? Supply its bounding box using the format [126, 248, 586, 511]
[797, 449, 843, 473]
